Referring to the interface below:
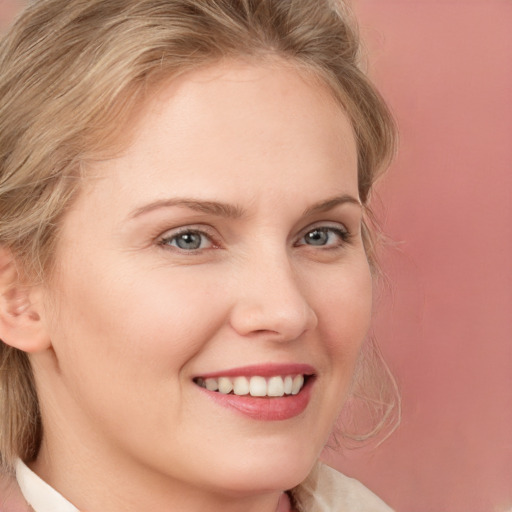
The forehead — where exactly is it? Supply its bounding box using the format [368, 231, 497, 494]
[77, 59, 358, 213]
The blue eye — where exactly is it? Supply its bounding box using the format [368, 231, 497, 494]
[160, 230, 212, 251]
[299, 227, 349, 247]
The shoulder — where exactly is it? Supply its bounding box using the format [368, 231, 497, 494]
[292, 462, 394, 512]
[0, 470, 30, 512]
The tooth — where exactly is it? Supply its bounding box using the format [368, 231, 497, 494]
[284, 376, 293, 395]
[218, 377, 233, 394]
[233, 376, 249, 396]
[249, 376, 267, 397]
[267, 376, 285, 397]
[291, 375, 304, 395]
[205, 378, 218, 391]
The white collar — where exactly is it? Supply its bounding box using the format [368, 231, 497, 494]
[15, 459, 79, 512]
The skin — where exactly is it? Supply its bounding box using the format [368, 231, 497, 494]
[26, 59, 373, 512]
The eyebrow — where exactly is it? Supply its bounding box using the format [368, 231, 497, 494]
[302, 194, 362, 216]
[129, 198, 246, 220]
[129, 194, 361, 221]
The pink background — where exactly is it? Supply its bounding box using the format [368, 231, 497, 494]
[329, 1, 512, 511]
[1, 1, 511, 511]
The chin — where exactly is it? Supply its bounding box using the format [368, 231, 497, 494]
[208, 448, 317, 495]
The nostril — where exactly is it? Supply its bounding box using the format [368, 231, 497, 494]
[229, 299, 317, 341]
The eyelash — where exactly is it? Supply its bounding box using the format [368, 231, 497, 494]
[157, 225, 353, 253]
[295, 226, 352, 248]
[158, 227, 218, 252]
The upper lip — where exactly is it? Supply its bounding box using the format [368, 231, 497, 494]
[194, 363, 316, 379]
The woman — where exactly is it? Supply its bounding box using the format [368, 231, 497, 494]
[0, 1, 397, 511]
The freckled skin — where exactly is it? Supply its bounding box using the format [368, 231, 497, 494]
[30, 60, 373, 512]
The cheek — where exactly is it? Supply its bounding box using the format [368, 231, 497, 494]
[44, 262, 230, 442]
[315, 258, 373, 367]
[115, 266, 229, 355]
[49, 262, 226, 380]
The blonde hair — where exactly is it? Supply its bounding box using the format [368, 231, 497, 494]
[0, 0, 398, 469]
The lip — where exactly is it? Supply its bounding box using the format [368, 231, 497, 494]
[195, 363, 315, 379]
[194, 363, 316, 421]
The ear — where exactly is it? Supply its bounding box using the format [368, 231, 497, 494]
[0, 248, 51, 353]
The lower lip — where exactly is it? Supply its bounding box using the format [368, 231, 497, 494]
[197, 377, 314, 421]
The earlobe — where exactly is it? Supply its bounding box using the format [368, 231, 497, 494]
[0, 248, 51, 353]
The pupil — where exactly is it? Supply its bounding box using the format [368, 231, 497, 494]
[307, 229, 328, 245]
[177, 232, 201, 250]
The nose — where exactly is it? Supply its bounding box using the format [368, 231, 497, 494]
[228, 252, 318, 342]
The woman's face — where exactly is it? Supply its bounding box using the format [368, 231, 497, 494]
[36, 60, 372, 499]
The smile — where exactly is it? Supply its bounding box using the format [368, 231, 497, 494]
[193, 364, 316, 420]
[194, 374, 306, 397]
